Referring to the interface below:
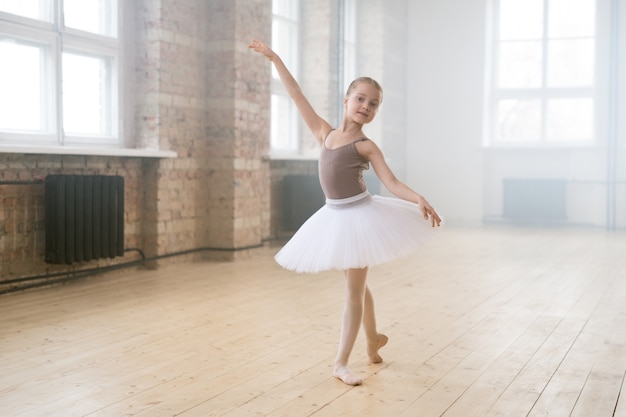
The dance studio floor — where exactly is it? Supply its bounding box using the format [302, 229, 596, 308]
[1, 225, 625, 416]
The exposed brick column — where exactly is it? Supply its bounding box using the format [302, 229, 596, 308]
[205, 1, 271, 253]
[135, 0, 271, 262]
[301, 0, 341, 151]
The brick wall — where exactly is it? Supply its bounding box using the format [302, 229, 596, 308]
[127, 0, 273, 259]
[0, 0, 273, 289]
[0, 0, 408, 291]
[0, 154, 145, 282]
[300, 0, 341, 153]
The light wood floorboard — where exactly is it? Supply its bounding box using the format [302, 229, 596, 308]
[1, 226, 625, 417]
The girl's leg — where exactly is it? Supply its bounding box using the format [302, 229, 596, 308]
[363, 286, 388, 363]
[333, 267, 368, 386]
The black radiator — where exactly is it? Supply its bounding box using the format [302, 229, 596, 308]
[45, 175, 124, 264]
[281, 175, 325, 230]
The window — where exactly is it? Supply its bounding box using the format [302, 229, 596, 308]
[487, 0, 596, 145]
[271, 0, 300, 154]
[338, 0, 357, 128]
[0, 0, 120, 147]
[341, 0, 357, 93]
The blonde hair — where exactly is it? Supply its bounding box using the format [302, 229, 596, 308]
[345, 77, 383, 102]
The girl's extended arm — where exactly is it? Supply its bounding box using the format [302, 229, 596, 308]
[249, 39, 331, 145]
[358, 140, 442, 227]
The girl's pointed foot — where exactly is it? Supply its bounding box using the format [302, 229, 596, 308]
[368, 333, 388, 364]
[333, 365, 363, 386]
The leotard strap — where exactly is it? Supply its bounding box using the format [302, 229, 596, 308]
[323, 129, 335, 146]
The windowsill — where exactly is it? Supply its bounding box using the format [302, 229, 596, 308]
[482, 143, 599, 151]
[0, 144, 177, 158]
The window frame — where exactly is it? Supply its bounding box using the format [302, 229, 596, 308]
[0, 0, 123, 150]
[270, 0, 301, 156]
[269, 0, 357, 159]
[340, 0, 357, 118]
[486, 0, 599, 148]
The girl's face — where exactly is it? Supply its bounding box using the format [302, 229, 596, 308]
[344, 82, 382, 125]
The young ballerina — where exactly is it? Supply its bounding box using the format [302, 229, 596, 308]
[249, 39, 442, 386]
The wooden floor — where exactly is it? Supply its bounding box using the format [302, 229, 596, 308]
[1, 226, 626, 417]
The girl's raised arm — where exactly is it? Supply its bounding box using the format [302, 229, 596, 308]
[249, 39, 331, 145]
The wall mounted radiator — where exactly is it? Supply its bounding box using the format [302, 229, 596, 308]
[45, 175, 124, 264]
[503, 178, 567, 223]
[281, 175, 325, 230]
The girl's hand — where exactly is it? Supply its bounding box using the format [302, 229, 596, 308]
[248, 39, 276, 61]
[418, 196, 442, 228]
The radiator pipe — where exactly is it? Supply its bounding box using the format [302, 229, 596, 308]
[125, 247, 146, 260]
[0, 242, 265, 295]
[0, 180, 44, 185]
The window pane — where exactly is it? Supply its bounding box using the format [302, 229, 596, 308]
[498, 41, 543, 88]
[0, 0, 52, 22]
[546, 98, 593, 141]
[343, 0, 357, 92]
[344, 0, 357, 43]
[273, 0, 297, 19]
[63, 52, 112, 136]
[549, 0, 595, 38]
[496, 99, 542, 142]
[272, 19, 298, 80]
[490, 0, 597, 147]
[547, 39, 594, 87]
[272, 20, 286, 80]
[344, 43, 356, 92]
[271, 95, 297, 151]
[64, 0, 117, 37]
[499, 0, 543, 40]
[0, 40, 48, 132]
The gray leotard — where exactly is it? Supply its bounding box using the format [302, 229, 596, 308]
[318, 135, 370, 199]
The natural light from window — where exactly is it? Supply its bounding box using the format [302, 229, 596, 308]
[491, 0, 596, 145]
[0, 41, 47, 132]
[270, 0, 299, 153]
[0, 0, 51, 21]
[0, 0, 118, 145]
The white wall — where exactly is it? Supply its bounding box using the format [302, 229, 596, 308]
[405, 0, 486, 225]
[405, 0, 626, 229]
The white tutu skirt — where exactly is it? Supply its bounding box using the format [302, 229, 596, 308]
[275, 191, 440, 273]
